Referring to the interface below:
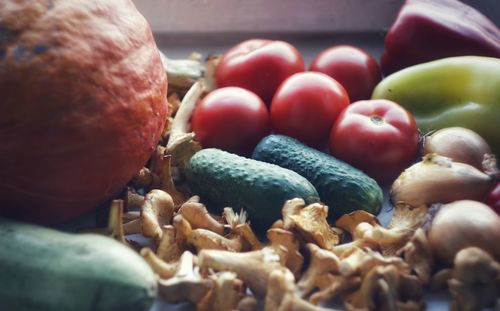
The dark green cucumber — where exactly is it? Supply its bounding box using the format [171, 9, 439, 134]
[186, 148, 320, 231]
[0, 217, 157, 311]
[252, 135, 383, 220]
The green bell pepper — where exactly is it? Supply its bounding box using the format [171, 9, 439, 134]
[372, 56, 500, 157]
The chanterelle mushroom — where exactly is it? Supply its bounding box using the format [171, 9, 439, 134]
[122, 189, 175, 240]
[267, 228, 303, 279]
[336, 210, 380, 238]
[149, 148, 188, 206]
[309, 273, 361, 306]
[297, 243, 340, 298]
[344, 264, 424, 311]
[178, 197, 224, 235]
[156, 225, 184, 263]
[237, 296, 258, 311]
[396, 228, 433, 284]
[448, 247, 500, 311]
[173, 214, 243, 252]
[158, 250, 212, 304]
[196, 271, 245, 311]
[283, 199, 340, 250]
[339, 247, 410, 278]
[140, 247, 178, 279]
[264, 268, 296, 311]
[336, 207, 427, 257]
[140, 189, 175, 239]
[265, 268, 335, 311]
[384, 202, 428, 255]
[224, 207, 262, 251]
[165, 80, 204, 171]
[198, 247, 284, 298]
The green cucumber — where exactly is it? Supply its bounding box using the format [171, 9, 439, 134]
[186, 148, 320, 231]
[0, 217, 157, 311]
[252, 134, 383, 220]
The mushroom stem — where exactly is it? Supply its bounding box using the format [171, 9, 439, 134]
[140, 247, 178, 279]
[283, 201, 341, 250]
[149, 148, 187, 206]
[198, 247, 283, 298]
[296, 243, 340, 298]
[453, 247, 500, 283]
[396, 228, 433, 284]
[344, 261, 424, 311]
[79, 200, 128, 245]
[335, 208, 428, 257]
[309, 274, 360, 306]
[264, 268, 295, 311]
[123, 218, 141, 235]
[224, 208, 262, 250]
[282, 198, 306, 229]
[140, 189, 175, 240]
[235, 223, 263, 251]
[123, 211, 140, 222]
[192, 229, 244, 252]
[196, 271, 245, 311]
[166, 79, 205, 153]
[107, 200, 127, 244]
[173, 214, 243, 252]
[237, 296, 259, 311]
[339, 248, 410, 277]
[448, 247, 500, 310]
[331, 239, 380, 257]
[158, 251, 213, 304]
[178, 199, 224, 235]
[267, 228, 303, 278]
[156, 225, 184, 263]
[336, 210, 380, 234]
[266, 268, 334, 311]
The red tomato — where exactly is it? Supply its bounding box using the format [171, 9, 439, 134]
[191, 87, 270, 156]
[485, 182, 500, 215]
[329, 99, 419, 184]
[309, 45, 381, 102]
[215, 39, 304, 104]
[270, 72, 350, 147]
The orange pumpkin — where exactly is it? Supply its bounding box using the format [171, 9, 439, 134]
[0, 0, 168, 224]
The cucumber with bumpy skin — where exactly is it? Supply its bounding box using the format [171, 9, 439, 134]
[186, 148, 320, 231]
[252, 134, 383, 220]
[0, 217, 157, 311]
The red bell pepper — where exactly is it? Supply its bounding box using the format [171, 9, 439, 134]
[381, 0, 500, 76]
[485, 182, 500, 215]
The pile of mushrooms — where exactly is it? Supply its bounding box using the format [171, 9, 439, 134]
[86, 55, 500, 310]
[99, 192, 435, 310]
